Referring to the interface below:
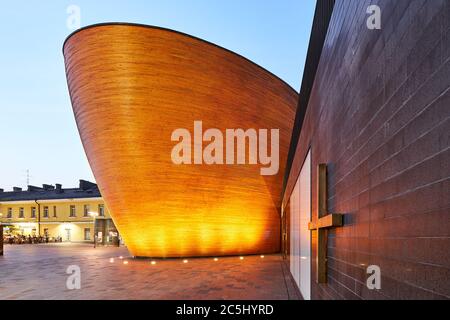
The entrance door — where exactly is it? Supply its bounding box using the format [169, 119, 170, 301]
[84, 228, 91, 241]
[65, 229, 71, 242]
[290, 150, 311, 300]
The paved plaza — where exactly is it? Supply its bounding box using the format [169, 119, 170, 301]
[0, 243, 300, 300]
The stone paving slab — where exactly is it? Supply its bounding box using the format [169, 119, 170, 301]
[0, 243, 300, 300]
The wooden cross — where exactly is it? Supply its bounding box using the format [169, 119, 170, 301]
[308, 164, 344, 283]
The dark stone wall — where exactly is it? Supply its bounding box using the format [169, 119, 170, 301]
[0, 225, 3, 256]
[284, 0, 450, 299]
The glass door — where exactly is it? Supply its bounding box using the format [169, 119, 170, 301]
[290, 149, 311, 300]
[65, 228, 71, 242]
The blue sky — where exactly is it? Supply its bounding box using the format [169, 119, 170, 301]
[0, 0, 315, 189]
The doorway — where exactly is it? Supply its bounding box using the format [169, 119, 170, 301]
[65, 228, 71, 242]
[290, 149, 311, 300]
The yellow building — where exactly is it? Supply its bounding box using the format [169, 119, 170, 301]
[0, 180, 119, 244]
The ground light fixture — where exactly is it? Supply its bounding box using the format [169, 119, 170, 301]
[240, 256, 244, 260]
[123, 260, 129, 265]
[109, 258, 114, 263]
[183, 259, 188, 264]
[151, 261, 156, 265]
[214, 258, 219, 262]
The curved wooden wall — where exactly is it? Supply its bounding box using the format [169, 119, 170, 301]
[64, 24, 298, 258]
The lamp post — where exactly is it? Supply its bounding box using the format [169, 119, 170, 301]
[0, 213, 3, 256]
[89, 212, 98, 248]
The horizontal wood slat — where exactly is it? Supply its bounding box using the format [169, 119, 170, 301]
[63, 24, 298, 258]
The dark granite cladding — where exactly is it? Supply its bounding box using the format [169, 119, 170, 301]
[284, 0, 450, 300]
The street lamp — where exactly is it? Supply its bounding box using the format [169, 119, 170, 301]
[88, 211, 98, 248]
[0, 213, 3, 256]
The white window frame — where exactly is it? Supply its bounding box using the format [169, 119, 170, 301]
[290, 149, 312, 300]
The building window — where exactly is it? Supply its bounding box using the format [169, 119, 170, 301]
[43, 206, 49, 218]
[7, 208, 12, 218]
[70, 205, 76, 217]
[31, 207, 36, 218]
[19, 207, 24, 218]
[98, 204, 105, 217]
[53, 206, 57, 217]
[84, 204, 90, 217]
[84, 228, 91, 240]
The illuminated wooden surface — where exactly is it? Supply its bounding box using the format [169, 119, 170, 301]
[63, 24, 298, 257]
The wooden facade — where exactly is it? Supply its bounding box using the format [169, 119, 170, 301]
[63, 24, 298, 258]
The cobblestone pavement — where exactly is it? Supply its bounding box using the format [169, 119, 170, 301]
[0, 243, 300, 300]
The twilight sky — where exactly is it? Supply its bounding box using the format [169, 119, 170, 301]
[0, 0, 315, 190]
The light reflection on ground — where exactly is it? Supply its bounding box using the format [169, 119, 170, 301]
[0, 243, 300, 300]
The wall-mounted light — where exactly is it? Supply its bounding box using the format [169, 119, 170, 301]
[17, 222, 38, 228]
[61, 222, 73, 229]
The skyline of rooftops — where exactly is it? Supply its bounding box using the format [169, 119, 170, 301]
[0, 180, 101, 202]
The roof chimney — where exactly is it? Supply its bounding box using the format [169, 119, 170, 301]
[42, 184, 55, 191]
[55, 184, 63, 193]
[13, 187, 22, 192]
[79, 180, 97, 190]
[28, 185, 43, 192]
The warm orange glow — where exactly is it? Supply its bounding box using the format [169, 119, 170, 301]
[214, 258, 219, 262]
[123, 260, 129, 265]
[240, 256, 244, 260]
[183, 259, 189, 264]
[63, 24, 297, 258]
[116, 203, 279, 258]
[151, 261, 156, 265]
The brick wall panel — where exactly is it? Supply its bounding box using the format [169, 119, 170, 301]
[284, 0, 450, 299]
